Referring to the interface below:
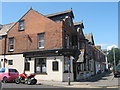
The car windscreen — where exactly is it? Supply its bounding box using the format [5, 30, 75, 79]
[9, 69, 18, 73]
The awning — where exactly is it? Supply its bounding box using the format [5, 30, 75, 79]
[77, 51, 84, 63]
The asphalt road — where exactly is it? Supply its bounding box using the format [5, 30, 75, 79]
[0, 72, 120, 89]
[1, 83, 61, 88]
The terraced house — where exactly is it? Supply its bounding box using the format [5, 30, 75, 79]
[0, 8, 106, 81]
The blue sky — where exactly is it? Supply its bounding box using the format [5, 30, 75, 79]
[1, 2, 118, 49]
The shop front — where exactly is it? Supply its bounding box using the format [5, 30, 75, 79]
[23, 49, 76, 81]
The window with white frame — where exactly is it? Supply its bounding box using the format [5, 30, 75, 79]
[19, 20, 24, 31]
[52, 61, 59, 71]
[35, 58, 46, 74]
[9, 37, 14, 51]
[38, 33, 44, 48]
[8, 60, 13, 65]
[25, 62, 30, 71]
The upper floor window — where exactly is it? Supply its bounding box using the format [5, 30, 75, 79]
[9, 37, 14, 51]
[19, 20, 24, 31]
[38, 33, 44, 48]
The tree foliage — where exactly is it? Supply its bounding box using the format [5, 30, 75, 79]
[107, 48, 120, 65]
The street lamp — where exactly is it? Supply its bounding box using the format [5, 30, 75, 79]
[113, 47, 116, 70]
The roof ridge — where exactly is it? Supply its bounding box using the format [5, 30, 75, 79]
[74, 22, 83, 25]
[45, 9, 72, 17]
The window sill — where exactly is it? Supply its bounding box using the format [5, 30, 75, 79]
[38, 47, 44, 49]
[18, 29, 24, 31]
[8, 50, 14, 52]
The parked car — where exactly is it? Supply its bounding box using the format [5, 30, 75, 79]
[0, 68, 19, 83]
[113, 64, 120, 77]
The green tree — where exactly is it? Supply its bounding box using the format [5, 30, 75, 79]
[107, 48, 120, 65]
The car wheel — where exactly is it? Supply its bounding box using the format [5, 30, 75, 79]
[15, 78, 20, 84]
[114, 74, 117, 77]
[3, 77, 7, 83]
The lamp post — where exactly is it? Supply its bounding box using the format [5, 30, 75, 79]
[113, 47, 116, 71]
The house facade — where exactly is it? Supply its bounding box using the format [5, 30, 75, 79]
[0, 8, 78, 81]
[0, 8, 106, 81]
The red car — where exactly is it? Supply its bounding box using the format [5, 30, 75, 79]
[0, 68, 19, 83]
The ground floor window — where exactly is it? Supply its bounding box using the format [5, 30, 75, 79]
[64, 56, 71, 73]
[25, 62, 30, 71]
[52, 61, 59, 71]
[35, 58, 46, 74]
[8, 60, 13, 65]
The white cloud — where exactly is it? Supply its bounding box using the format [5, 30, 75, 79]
[107, 45, 118, 51]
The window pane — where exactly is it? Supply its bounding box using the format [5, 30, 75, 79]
[53, 61, 59, 71]
[19, 20, 24, 30]
[9, 38, 13, 44]
[38, 42, 42, 47]
[42, 65, 46, 72]
[41, 41, 44, 47]
[8, 60, 13, 65]
[9, 38, 14, 50]
[25, 62, 30, 71]
[36, 66, 41, 72]
[10, 45, 14, 50]
[38, 33, 44, 48]
[35, 58, 46, 73]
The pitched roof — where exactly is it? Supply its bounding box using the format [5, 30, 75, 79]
[0, 23, 15, 36]
[84, 33, 95, 45]
[74, 22, 83, 26]
[74, 22, 84, 28]
[45, 9, 74, 18]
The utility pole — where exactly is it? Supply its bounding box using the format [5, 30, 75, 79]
[113, 47, 116, 71]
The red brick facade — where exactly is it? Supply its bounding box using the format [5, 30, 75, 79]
[5, 9, 67, 54]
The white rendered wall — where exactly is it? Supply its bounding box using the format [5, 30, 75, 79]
[4, 54, 24, 74]
[35, 56, 64, 81]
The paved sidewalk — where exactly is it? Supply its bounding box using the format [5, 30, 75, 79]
[37, 72, 120, 88]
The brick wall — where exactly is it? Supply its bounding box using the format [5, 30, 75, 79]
[5, 9, 63, 54]
[0, 39, 2, 54]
